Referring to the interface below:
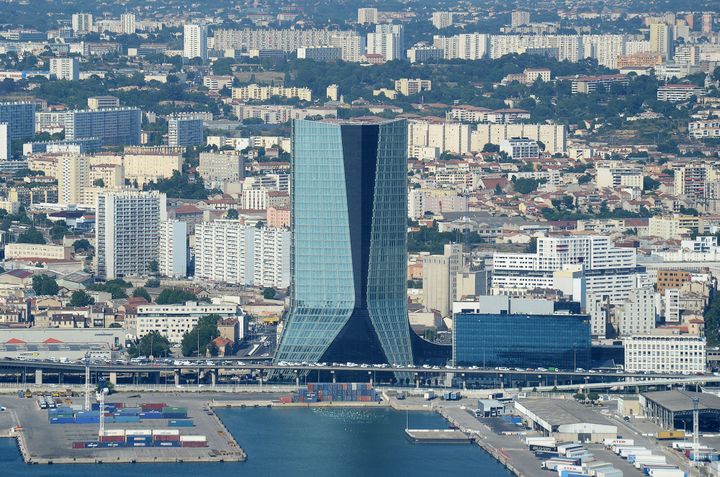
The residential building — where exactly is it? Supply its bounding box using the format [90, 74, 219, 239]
[87, 96, 120, 110]
[183, 24, 208, 61]
[673, 163, 715, 200]
[357, 7, 378, 25]
[168, 115, 204, 147]
[648, 215, 700, 239]
[274, 118, 414, 366]
[472, 124, 566, 154]
[433, 33, 489, 60]
[432, 12, 454, 29]
[406, 46, 443, 63]
[596, 162, 644, 189]
[649, 23, 674, 59]
[571, 74, 629, 94]
[423, 244, 462, 318]
[95, 190, 166, 280]
[511, 10, 531, 27]
[231, 84, 312, 102]
[136, 302, 243, 344]
[657, 84, 704, 102]
[198, 151, 244, 188]
[0, 102, 35, 140]
[63, 107, 142, 146]
[71, 13, 93, 33]
[120, 13, 136, 35]
[624, 334, 705, 374]
[366, 24, 404, 61]
[4, 243, 72, 260]
[617, 287, 656, 336]
[500, 137, 540, 159]
[296, 46, 342, 62]
[120, 146, 183, 186]
[394, 78, 431, 96]
[0, 123, 8, 161]
[159, 220, 187, 278]
[57, 154, 89, 205]
[50, 57, 79, 81]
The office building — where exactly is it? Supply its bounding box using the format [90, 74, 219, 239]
[649, 23, 674, 59]
[158, 220, 187, 278]
[72, 13, 93, 33]
[195, 220, 290, 288]
[120, 13, 136, 34]
[0, 123, 8, 161]
[198, 151, 244, 188]
[0, 102, 35, 140]
[136, 302, 243, 344]
[624, 334, 706, 374]
[95, 190, 166, 280]
[50, 57, 79, 81]
[357, 7, 378, 25]
[492, 235, 643, 305]
[366, 24, 404, 62]
[87, 96, 120, 110]
[432, 12, 454, 29]
[275, 118, 414, 366]
[452, 297, 590, 369]
[183, 24, 208, 61]
[500, 137, 540, 159]
[423, 244, 462, 318]
[168, 115, 204, 147]
[57, 154, 90, 205]
[64, 107, 141, 146]
[511, 10, 531, 27]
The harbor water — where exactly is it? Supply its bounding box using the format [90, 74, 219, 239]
[0, 407, 513, 476]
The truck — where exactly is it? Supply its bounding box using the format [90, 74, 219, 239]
[603, 438, 634, 447]
[557, 443, 585, 456]
[656, 431, 685, 440]
[634, 456, 667, 469]
[541, 457, 580, 470]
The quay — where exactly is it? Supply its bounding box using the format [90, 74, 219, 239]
[404, 428, 473, 444]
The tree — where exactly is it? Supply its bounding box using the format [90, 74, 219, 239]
[132, 287, 152, 302]
[70, 290, 94, 307]
[643, 176, 661, 191]
[88, 278, 132, 299]
[17, 226, 46, 244]
[226, 208, 239, 219]
[148, 260, 159, 274]
[513, 178, 541, 194]
[156, 288, 199, 305]
[145, 278, 160, 288]
[128, 331, 171, 358]
[262, 287, 276, 300]
[73, 239, 92, 253]
[32, 274, 58, 295]
[93, 178, 105, 187]
[181, 314, 221, 357]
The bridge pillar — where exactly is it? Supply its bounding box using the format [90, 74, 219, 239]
[210, 369, 217, 388]
[258, 370, 264, 388]
[332, 371, 336, 384]
[174, 369, 180, 386]
[109, 372, 117, 385]
[34, 369, 42, 385]
[151, 372, 160, 385]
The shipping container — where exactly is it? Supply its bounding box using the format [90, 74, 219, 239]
[125, 429, 152, 436]
[113, 415, 141, 423]
[168, 419, 194, 427]
[141, 403, 166, 411]
[154, 435, 181, 442]
[656, 431, 685, 440]
[99, 436, 125, 443]
[154, 441, 182, 447]
[180, 435, 207, 442]
[181, 441, 208, 448]
[603, 438, 634, 447]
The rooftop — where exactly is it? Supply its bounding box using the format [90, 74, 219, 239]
[641, 390, 720, 412]
[516, 398, 615, 427]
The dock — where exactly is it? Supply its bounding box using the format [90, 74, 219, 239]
[404, 428, 473, 444]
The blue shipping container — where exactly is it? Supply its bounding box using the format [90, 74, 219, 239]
[154, 441, 181, 447]
[168, 419, 194, 427]
[50, 417, 75, 424]
[113, 415, 141, 423]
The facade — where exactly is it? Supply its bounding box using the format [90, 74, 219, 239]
[183, 24, 208, 61]
[394, 78, 432, 96]
[0, 123, 8, 161]
[275, 118, 414, 366]
[596, 162, 644, 189]
[617, 287, 656, 336]
[57, 154, 90, 205]
[50, 57, 79, 81]
[0, 102, 35, 140]
[422, 244, 462, 318]
[194, 220, 290, 288]
[4, 243, 71, 260]
[357, 7, 378, 25]
[571, 75, 629, 94]
[63, 107, 142, 146]
[296, 46, 342, 62]
[87, 96, 120, 110]
[473, 123, 566, 154]
[168, 115, 204, 147]
[158, 220, 187, 278]
[231, 84, 312, 102]
[511, 10, 531, 27]
[649, 23, 673, 59]
[433, 33, 490, 60]
[136, 302, 243, 344]
[95, 190, 166, 280]
[500, 137, 540, 159]
[432, 12, 454, 29]
[71, 13, 93, 33]
[453, 312, 591, 369]
[198, 152, 244, 187]
[657, 84, 704, 102]
[120, 13, 136, 34]
[624, 335, 706, 374]
[366, 24, 404, 62]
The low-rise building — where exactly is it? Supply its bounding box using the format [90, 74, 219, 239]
[135, 301, 244, 344]
[624, 334, 706, 374]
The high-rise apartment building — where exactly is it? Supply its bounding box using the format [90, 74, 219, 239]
[120, 13, 136, 34]
[432, 12, 454, 29]
[158, 220, 187, 278]
[87, 96, 120, 110]
[702, 13, 713, 34]
[423, 244, 462, 318]
[511, 10, 531, 27]
[357, 7, 378, 25]
[57, 154, 90, 205]
[63, 107, 142, 146]
[0, 123, 9, 161]
[168, 115, 204, 147]
[71, 13, 93, 33]
[195, 220, 290, 288]
[617, 287, 656, 336]
[50, 57, 79, 81]
[183, 24, 208, 61]
[274, 119, 414, 366]
[198, 152, 244, 188]
[366, 24, 404, 61]
[649, 23, 674, 59]
[95, 190, 167, 280]
[0, 102, 35, 140]
[432, 33, 490, 60]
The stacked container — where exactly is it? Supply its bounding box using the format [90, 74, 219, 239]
[180, 435, 207, 447]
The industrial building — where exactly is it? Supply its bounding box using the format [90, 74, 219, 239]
[640, 390, 720, 432]
[514, 398, 618, 443]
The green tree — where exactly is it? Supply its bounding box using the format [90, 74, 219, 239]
[148, 260, 159, 274]
[262, 287, 276, 299]
[17, 226, 46, 244]
[88, 278, 132, 299]
[181, 314, 221, 357]
[128, 331, 172, 358]
[70, 290, 94, 307]
[704, 291, 720, 347]
[226, 208, 239, 219]
[72, 239, 92, 253]
[643, 176, 661, 190]
[156, 288, 199, 304]
[513, 178, 541, 194]
[132, 287, 152, 302]
[32, 274, 58, 295]
[145, 278, 161, 288]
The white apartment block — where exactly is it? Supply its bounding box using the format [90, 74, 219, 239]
[136, 302, 242, 344]
[624, 335, 705, 374]
[648, 215, 700, 240]
[492, 235, 642, 305]
[202, 75, 233, 91]
[407, 120, 473, 156]
[472, 124, 566, 154]
[663, 288, 681, 323]
[617, 287, 656, 336]
[50, 57, 79, 81]
[596, 162, 644, 189]
[0, 123, 8, 161]
[511, 10, 530, 27]
[357, 7, 378, 24]
[689, 120, 720, 139]
[657, 84, 704, 102]
[432, 12, 454, 29]
[231, 84, 312, 102]
[95, 190, 167, 280]
[120, 13, 136, 35]
[159, 220, 187, 278]
[500, 137, 539, 159]
[433, 33, 489, 60]
[242, 188, 269, 210]
[183, 24, 208, 61]
[195, 220, 290, 288]
[72, 13, 93, 33]
[198, 152, 244, 187]
[394, 78, 431, 96]
[448, 106, 531, 124]
[57, 154, 90, 205]
[366, 24, 404, 61]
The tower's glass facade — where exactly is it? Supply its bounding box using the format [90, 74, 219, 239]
[452, 313, 591, 369]
[274, 119, 414, 365]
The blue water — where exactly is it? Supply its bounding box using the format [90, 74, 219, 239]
[0, 407, 513, 477]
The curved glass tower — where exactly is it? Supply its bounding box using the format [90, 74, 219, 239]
[274, 118, 414, 366]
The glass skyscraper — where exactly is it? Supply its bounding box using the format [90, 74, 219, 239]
[274, 119, 414, 366]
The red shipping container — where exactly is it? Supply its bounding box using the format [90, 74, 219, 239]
[181, 441, 207, 448]
[72, 442, 85, 449]
[141, 403, 166, 410]
[100, 436, 125, 443]
[280, 396, 292, 404]
[154, 435, 180, 441]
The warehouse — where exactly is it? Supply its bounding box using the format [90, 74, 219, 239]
[640, 390, 720, 431]
[514, 398, 617, 443]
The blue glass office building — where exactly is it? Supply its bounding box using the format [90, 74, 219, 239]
[452, 314, 591, 369]
[274, 119, 414, 366]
